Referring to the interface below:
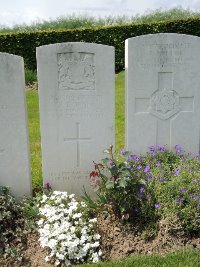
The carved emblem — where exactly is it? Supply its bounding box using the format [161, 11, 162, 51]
[58, 52, 95, 90]
[149, 88, 180, 119]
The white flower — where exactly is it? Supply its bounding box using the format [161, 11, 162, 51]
[45, 256, 50, 262]
[72, 213, 82, 219]
[92, 252, 99, 263]
[37, 191, 101, 266]
[89, 218, 97, 223]
[94, 234, 101, 240]
[37, 219, 44, 226]
[91, 241, 100, 248]
[55, 259, 60, 266]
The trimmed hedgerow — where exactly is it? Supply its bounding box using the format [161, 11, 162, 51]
[1, 18, 200, 71]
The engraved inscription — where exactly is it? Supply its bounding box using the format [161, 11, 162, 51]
[135, 42, 192, 69]
[64, 95, 103, 116]
[58, 52, 95, 90]
[64, 122, 91, 167]
[57, 94, 104, 118]
[48, 171, 90, 185]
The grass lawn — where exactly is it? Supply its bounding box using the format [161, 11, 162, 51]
[79, 250, 200, 267]
[26, 71, 125, 187]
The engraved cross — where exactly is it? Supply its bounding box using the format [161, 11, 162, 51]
[64, 122, 91, 167]
[135, 72, 194, 119]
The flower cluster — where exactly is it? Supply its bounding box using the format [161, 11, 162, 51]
[37, 191, 101, 266]
[86, 145, 200, 235]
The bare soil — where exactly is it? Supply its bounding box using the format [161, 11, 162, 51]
[1, 211, 199, 267]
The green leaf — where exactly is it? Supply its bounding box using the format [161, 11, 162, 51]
[105, 180, 115, 189]
[111, 166, 119, 175]
[81, 187, 97, 209]
[118, 178, 128, 188]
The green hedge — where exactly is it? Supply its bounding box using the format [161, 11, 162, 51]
[1, 18, 200, 72]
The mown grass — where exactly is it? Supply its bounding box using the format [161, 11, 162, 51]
[26, 71, 125, 187]
[26, 90, 42, 188]
[115, 71, 125, 152]
[79, 250, 200, 267]
[1, 8, 200, 33]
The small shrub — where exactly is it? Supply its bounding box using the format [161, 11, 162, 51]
[0, 187, 26, 261]
[84, 145, 200, 235]
[37, 191, 102, 266]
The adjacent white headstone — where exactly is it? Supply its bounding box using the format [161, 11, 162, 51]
[0, 53, 31, 198]
[125, 34, 200, 154]
[37, 42, 115, 195]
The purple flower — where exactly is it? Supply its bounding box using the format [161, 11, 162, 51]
[154, 203, 161, 209]
[156, 161, 162, 167]
[149, 146, 156, 156]
[175, 144, 182, 155]
[137, 186, 145, 199]
[159, 177, 168, 182]
[180, 188, 186, 193]
[157, 145, 165, 151]
[188, 167, 193, 172]
[144, 165, 150, 173]
[137, 192, 143, 199]
[190, 194, 199, 200]
[133, 155, 139, 161]
[176, 197, 185, 203]
[44, 182, 51, 191]
[172, 168, 180, 175]
[140, 186, 145, 193]
[128, 154, 139, 162]
[120, 148, 126, 155]
[196, 219, 200, 224]
[109, 160, 115, 167]
[181, 157, 186, 162]
[137, 165, 142, 170]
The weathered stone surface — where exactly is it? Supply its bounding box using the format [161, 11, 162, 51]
[0, 53, 31, 198]
[125, 34, 200, 154]
[37, 42, 115, 195]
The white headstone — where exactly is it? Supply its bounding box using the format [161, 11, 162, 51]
[37, 42, 115, 195]
[126, 34, 200, 154]
[0, 53, 31, 198]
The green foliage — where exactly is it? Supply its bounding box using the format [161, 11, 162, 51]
[0, 187, 26, 260]
[2, 17, 200, 72]
[84, 145, 200, 235]
[24, 68, 37, 85]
